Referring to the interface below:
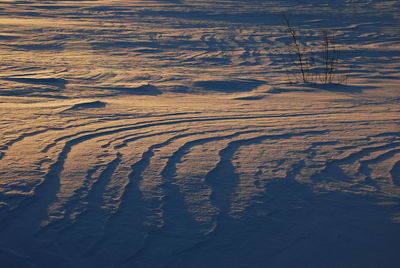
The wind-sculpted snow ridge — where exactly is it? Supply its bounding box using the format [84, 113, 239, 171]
[0, 91, 399, 267]
[0, 0, 400, 267]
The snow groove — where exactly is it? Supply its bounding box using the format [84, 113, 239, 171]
[46, 153, 122, 258]
[390, 161, 400, 186]
[311, 141, 400, 190]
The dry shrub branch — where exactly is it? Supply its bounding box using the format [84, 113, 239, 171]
[282, 14, 349, 85]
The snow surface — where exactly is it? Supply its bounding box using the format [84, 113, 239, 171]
[0, 0, 399, 267]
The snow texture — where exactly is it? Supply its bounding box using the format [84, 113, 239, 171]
[0, 0, 399, 267]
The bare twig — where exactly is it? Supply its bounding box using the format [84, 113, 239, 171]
[281, 14, 349, 85]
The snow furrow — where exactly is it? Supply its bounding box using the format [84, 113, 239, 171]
[85, 128, 249, 261]
[359, 148, 400, 180]
[44, 153, 122, 258]
[390, 160, 400, 186]
[312, 141, 400, 184]
[206, 129, 329, 215]
[119, 129, 260, 266]
[0, 127, 62, 160]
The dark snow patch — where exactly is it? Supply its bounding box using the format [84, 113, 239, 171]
[305, 83, 375, 93]
[234, 95, 266, 100]
[2, 77, 68, 89]
[99, 84, 162, 96]
[193, 79, 265, 92]
[0, 35, 19, 40]
[64, 101, 106, 111]
[0, 87, 68, 98]
[267, 87, 315, 94]
[168, 85, 190, 93]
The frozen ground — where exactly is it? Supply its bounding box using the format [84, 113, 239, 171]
[0, 0, 399, 267]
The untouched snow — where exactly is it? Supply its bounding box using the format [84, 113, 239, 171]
[0, 0, 399, 267]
